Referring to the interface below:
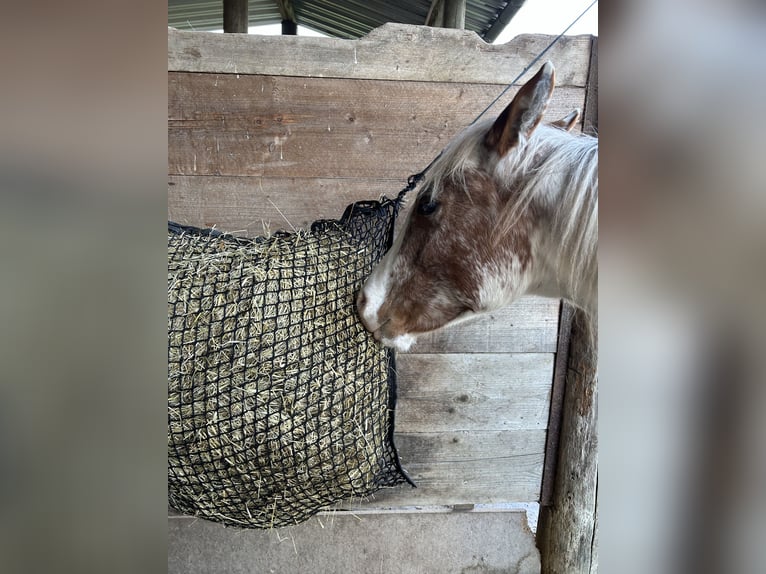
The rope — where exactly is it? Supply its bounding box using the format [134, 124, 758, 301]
[397, 0, 598, 202]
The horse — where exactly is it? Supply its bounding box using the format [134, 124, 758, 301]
[356, 61, 598, 351]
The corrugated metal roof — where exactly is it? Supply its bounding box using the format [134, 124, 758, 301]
[168, 1, 526, 42]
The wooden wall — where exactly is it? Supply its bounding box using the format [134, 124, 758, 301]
[168, 23, 593, 511]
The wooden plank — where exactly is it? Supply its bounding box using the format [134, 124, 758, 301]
[407, 297, 560, 354]
[167, 175, 403, 234]
[169, 512, 540, 574]
[168, 72, 586, 179]
[168, 24, 593, 87]
[537, 310, 598, 573]
[342, 430, 546, 507]
[583, 36, 598, 135]
[540, 302, 573, 505]
[396, 354, 554, 432]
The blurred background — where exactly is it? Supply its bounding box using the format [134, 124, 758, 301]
[600, 1, 766, 572]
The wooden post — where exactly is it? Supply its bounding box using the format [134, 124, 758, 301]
[425, 0, 444, 28]
[536, 309, 598, 573]
[537, 37, 598, 572]
[223, 0, 248, 34]
[281, 20, 297, 35]
[443, 0, 466, 30]
[582, 36, 598, 135]
[277, 0, 297, 35]
[539, 302, 575, 507]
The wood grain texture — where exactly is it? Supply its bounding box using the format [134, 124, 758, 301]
[537, 310, 598, 573]
[396, 353, 554, 432]
[334, 352, 554, 508]
[540, 302, 572, 506]
[168, 24, 592, 87]
[342, 430, 546, 507]
[167, 175, 403, 234]
[168, 72, 585, 179]
[223, 0, 247, 33]
[406, 297, 560, 354]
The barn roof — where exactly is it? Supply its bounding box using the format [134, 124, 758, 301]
[168, 0, 526, 43]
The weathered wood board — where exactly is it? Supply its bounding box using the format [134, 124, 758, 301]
[335, 341, 555, 508]
[409, 299, 560, 354]
[370, 430, 547, 505]
[537, 311, 598, 573]
[168, 24, 592, 86]
[168, 25, 592, 235]
[168, 24, 593, 513]
[396, 354, 555, 432]
[167, 175, 399, 233]
[168, 72, 585, 179]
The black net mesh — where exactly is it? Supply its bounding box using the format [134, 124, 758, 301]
[167, 197, 414, 528]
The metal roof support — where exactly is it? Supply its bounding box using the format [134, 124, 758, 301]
[223, 0, 248, 33]
[483, 0, 527, 43]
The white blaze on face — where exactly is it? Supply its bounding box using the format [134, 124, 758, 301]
[358, 257, 391, 332]
[358, 229, 422, 353]
[360, 263, 417, 352]
[358, 250, 420, 352]
[358, 210, 413, 341]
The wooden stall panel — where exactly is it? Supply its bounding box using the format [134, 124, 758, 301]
[167, 175, 400, 234]
[168, 26, 592, 234]
[168, 73, 585, 180]
[342, 351, 554, 507]
[396, 353, 554, 432]
[168, 24, 592, 87]
[409, 297, 560, 354]
[167, 24, 592, 516]
[366, 430, 547, 506]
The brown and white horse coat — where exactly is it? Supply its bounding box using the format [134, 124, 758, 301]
[358, 62, 598, 351]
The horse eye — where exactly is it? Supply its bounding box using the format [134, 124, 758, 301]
[417, 198, 439, 216]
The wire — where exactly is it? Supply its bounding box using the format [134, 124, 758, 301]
[472, 0, 599, 125]
[398, 0, 599, 198]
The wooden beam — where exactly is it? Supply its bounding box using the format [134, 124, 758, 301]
[536, 309, 598, 573]
[539, 301, 574, 506]
[443, 0, 466, 30]
[167, 72, 586, 180]
[223, 0, 248, 33]
[168, 26, 593, 86]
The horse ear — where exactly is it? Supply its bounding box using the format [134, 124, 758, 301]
[485, 61, 555, 156]
[551, 109, 581, 132]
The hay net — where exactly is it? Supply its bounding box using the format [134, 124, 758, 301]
[168, 197, 414, 529]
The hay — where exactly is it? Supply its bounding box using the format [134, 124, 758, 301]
[168, 207, 410, 528]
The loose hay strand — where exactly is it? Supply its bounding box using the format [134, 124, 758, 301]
[168, 207, 409, 529]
